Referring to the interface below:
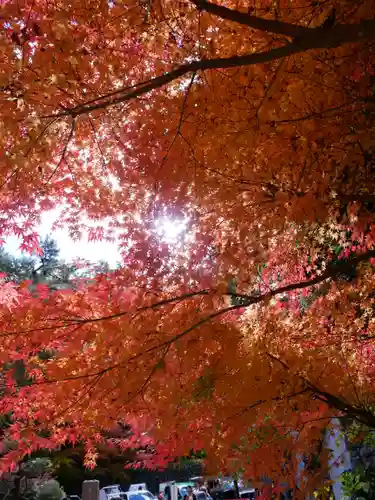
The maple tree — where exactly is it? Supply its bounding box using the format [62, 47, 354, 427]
[1, 0, 375, 496]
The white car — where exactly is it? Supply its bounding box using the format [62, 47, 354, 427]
[129, 485, 147, 492]
[122, 490, 156, 500]
[194, 491, 213, 500]
[239, 489, 256, 500]
[100, 485, 124, 500]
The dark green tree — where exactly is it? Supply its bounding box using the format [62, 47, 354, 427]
[0, 236, 79, 287]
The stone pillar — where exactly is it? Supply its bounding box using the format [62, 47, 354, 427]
[170, 484, 178, 500]
[325, 418, 352, 500]
[82, 480, 100, 500]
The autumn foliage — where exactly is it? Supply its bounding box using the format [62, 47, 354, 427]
[1, 0, 375, 495]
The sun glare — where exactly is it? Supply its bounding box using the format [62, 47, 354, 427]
[155, 217, 189, 243]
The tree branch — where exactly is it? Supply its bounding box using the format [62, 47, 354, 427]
[337, 193, 375, 204]
[34, 250, 375, 386]
[190, 0, 312, 38]
[266, 351, 375, 428]
[272, 102, 359, 125]
[224, 388, 310, 422]
[8, 248, 375, 339]
[12, 249, 375, 390]
[43, 17, 375, 119]
[157, 71, 197, 172]
[46, 119, 75, 182]
[43, 45, 309, 118]
[1, 289, 213, 338]
[311, 387, 375, 428]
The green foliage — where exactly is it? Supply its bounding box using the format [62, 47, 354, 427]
[192, 372, 215, 401]
[340, 466, 375, 500]
[312, 485, 334, 499]
[21, 458, 53, 478]
[0, 248, 35, 282]
[227, 278, 253, 306]
[364, 432, 375, 448]
[94, 260, 111, 275]
[36, 480, 65, 500]
[345, 419, 375, 448]
[182, 450, 206, 461]
[0, 235, 82, 286]
[39, 236, 59, 269]
[33, 236, 76, 285]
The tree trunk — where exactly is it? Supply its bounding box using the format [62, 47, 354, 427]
[13, 476, 22, 500]
[233, 480, 239, 499]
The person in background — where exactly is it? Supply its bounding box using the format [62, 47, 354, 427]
[164, 486, 171, 500]
[187, 486, 197, 500]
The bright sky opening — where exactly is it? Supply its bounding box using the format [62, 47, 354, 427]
[4, 209, 189, 267]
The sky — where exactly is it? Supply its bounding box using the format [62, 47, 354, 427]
[4, 209, 121, 266]
[3, 209, 188, 266]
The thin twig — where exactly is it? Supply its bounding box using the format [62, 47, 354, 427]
[89, 117, 107, 170]
[272, 102, 358, 124]
[256, 57, 287, 125]
[0, 117, 58, 190]
[158, 71, 196, 172]
[46, 119, 75, 183]
[224, 388, 310, 422]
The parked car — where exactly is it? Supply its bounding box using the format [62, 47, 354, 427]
[238, 489, 256, 500]
[177, 483, 195, 499]
[159, 481, 194, 500]
[195, 491, 213, 500]
[100, 485, 124, 500]
[122, 490, 156, 500]
[129, 484, 147, 492]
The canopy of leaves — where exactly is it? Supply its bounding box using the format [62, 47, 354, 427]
[1, 0, 375, 496]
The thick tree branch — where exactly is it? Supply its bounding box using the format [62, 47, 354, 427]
[337, 193, 375, 204]
[44, 17, 375, 119]
[27, 248, 375, 389]
[225, 388, 310, 422]
[191, 0, 311, 38]
[43, 45, 310, 118]
[8, 248, 375, 341]
[266, 352, 375, 428]
[311, 387, 375, 428]
[1, 289, 213, 338]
